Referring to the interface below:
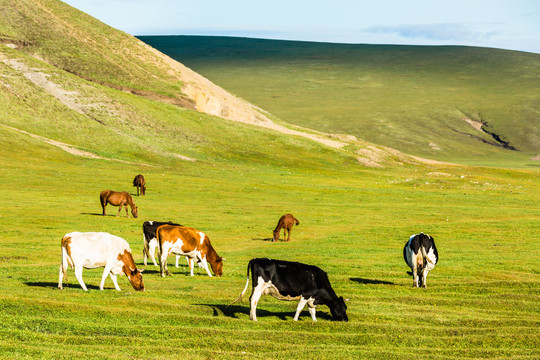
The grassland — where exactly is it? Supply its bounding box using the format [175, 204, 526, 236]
[139, 36, 540, 166]
[1, 129, 539, 359]
[0, 0, 539, 359]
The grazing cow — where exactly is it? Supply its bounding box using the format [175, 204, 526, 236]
[273, 214, 299, 242]
[157, 224, 224, 277]
[100, 190, 138, 218]
[231, 258, 348, 322]
[142, 220, 184, 267]
[133, 174, 146, 196]
[58, 232, 145, 291]
[403, 233, 439, 288]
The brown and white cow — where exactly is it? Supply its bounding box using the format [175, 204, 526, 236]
[156, 225, 223, 277]
[58, 232, 145, 291]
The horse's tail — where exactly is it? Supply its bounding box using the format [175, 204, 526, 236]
[294, 217, 300, 226]
[227, 260, 252, 307]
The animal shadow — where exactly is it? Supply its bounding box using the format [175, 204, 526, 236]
[138, 268, 160, 275]
[199, 303, 333, 321]
[25, 281, 100, 290]
[350, 277, 395, 285]
[80, 212, 106, 216]
[252, 238, 274, 242]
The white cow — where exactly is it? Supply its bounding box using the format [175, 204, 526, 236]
[58, 232, 145, 291]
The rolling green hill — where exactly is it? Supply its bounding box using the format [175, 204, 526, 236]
[0, 1, 539, 359]
[138, 35, 540, 167]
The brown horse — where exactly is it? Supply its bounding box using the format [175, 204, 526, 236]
[133, 174, 146, 196]
[273, 214, 300, 242]
[100, 190, 138, 218]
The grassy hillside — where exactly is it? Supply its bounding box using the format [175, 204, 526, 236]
[0, 1, 539, 359]
[138, 36, 540, 166]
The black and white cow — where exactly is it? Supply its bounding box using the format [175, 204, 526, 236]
[403, 233, 439, 288]
[232, 258, 348, 322]
[142, 221, 181, 267]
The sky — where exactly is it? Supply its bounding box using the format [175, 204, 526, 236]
[62, 0, 540, 54]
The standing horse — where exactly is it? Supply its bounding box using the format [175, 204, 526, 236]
[133, 174, 146, 196]
[273, 214, 300, 242]
[100, 190, 138, 218]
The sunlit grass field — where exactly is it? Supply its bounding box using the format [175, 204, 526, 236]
[1, 130, 538, 358]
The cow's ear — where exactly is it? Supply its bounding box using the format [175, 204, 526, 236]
[345, 298, 350, 302]
[222, 258, 226, 261]
[139, 269, 144, 274]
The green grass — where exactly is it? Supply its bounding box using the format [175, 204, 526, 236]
[0, 1, 539, 359]
[0, 130, 538, 358]
[138, 36, 540, 166]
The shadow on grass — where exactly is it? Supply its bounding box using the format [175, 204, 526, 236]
[350, 278, 395, 285]
[25, 281, 100, 290]
[252, 238, 275, 242]
[198, 303, 333, 321]
[80, 212, 106, 216]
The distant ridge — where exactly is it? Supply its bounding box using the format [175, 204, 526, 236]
[140, 35, 540, 165]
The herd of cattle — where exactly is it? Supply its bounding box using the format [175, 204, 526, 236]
[57, 175, 439, 322]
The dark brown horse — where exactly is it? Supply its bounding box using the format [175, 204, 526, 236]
[133, 174, 146, 196]
[100, 190, 138, 218]
[273, 214, 300, 242]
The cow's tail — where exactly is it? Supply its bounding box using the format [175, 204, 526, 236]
[227, 260, 252, 307]
[60, 247, 68, 280]
[421, 245, 437, 265]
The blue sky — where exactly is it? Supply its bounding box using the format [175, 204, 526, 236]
[63, 0, 540, 53]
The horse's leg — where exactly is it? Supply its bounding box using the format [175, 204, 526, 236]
[116, 204, 122, 217]
[287, 227, 291, 241]
[102, 202, 106, 216]
[125, 203, 129, 217]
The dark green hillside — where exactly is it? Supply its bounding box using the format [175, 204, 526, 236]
[139, 36, 540, 166]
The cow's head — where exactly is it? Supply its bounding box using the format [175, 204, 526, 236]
[119, 250, 145, 291]
[330, 296, 348, 322]
[210, 257, 224, 277]
[127, 268, 145, 291]
[131, 206, 139, 218]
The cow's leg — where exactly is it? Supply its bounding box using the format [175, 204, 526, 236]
[175, 255, 181, 268]
[109, 273, 121, 291]
[187, 258, 195, 276]
[149, 240, 159, 266]
[307, 300, 317, 322]
[74, 265, 88, 291]
[411, 253, 419, 287]
[293, 297, 309, 321]
[200, 256, 213, 277]
[422, 268, 429, 288]
[249, 283, 266, 321]
[100, 264, 115, 290]
[160, 243, 171, 277]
